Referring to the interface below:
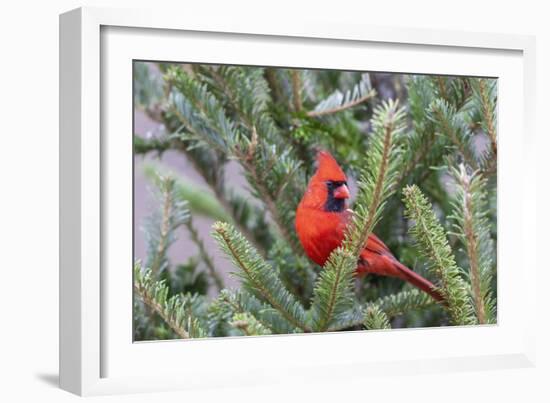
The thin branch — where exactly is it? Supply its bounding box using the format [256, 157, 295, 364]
[436, 77, 448, 100]
[185, 216, 224, 292]
[306, 89, 376, 118]
[478, 79, 498, 158]
[351, 115, 394, 257]
[369, 288, 437, 318]
[396, 131, 436, 185]
[214, 225, 311, 332]
[403, 185, 475, 325]
[364, 305, 391, 330]
[291, 70, 303, 112]
[149, 182, 173, 277]
[458, 168, 486, 324]
[264, 68, 285, 106]
[134, 282, 190, 339]
[406, 194, 450, 292]
[433, 107, 478, 170]
[220, 293, 274, 333]
[315, 251, 355, 332]
[171, 94, 295, 257]
[134, 135, 171, 155]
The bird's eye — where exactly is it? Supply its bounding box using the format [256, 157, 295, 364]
[326, 181, 334, 188]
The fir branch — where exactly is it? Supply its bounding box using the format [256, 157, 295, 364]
[212, 222, 310, 332]
[167, 81, 237, 152]
[307, 74, 376, 118]
[134, 62, 164, 121]
[185, 215, 224, 292]
[240, 152, 303, 256]
[432, 76, 470, 110]
[134, 135, 171, 155]
[168, 66, 304, 255]
[144, 174, 190, 277]
[230, 312, 272, 336]
[348, 100, 405, 256]
[369, 288, 437, 318]
[311, 100, 406, 332]
[364, 305, 391, 330]
[134, 263, 206, 339]
[143, 163, 230, 222]
[145, 137, 270, 256]
[436, 76, 448, 100]
[326, 305, 365, 332]
[177, 145, 271, 256]
[449, 164, 496, 324]
[403, 185, 476, 325]
[310, 248, 358, 332]
[429, 99, 478, 170]
[264, 68, 285, 106]
[327, 289, 437, 331]
[155, 182, 174, 272]
[200, 66, 305, 254]
[396, 133, 436, 186]
[470, 78, 498, 157]
[211, 289, 297, 335]
[398, 76, 446, 186]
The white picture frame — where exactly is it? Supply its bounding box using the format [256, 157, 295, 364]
[59, 6, 537, 396]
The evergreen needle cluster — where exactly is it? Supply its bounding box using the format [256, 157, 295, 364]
[403, 185, 476, 325]
[133, 63, 497, 339]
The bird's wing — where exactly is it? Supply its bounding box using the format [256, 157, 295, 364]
[364, 233, 393, 257]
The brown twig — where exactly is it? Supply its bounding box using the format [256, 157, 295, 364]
[291, 70, 303, 112]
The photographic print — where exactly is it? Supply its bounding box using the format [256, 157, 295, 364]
[133, 62, 497, 341]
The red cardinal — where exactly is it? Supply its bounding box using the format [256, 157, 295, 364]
[295, 151, 444, 302]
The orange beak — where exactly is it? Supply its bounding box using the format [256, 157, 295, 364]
[333, 184, 350, 199]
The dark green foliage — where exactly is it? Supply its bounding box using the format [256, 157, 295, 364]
[208, 289, 296, 336]
[133, 62, 497, 339]
[364, 305, 391, 330]
[161, 259, 209, 297]
[369, 288, 437, 318]
[449, 164, 497, 324]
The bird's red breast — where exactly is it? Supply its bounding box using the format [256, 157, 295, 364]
[295, 151, 351, 265]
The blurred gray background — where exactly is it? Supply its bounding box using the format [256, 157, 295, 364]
[134, 110, 244, 292]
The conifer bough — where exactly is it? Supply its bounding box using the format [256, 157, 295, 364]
[133, 63, 497, 339]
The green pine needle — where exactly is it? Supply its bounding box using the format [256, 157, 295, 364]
[449, 164, 497, 324]
[134, 262, 207, 339]
[212, 222, 310, 332]
[364, 305, 391, 330]
[402, 185, 476, 325]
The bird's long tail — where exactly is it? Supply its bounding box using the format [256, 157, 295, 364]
[392, 260, 445, 303]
